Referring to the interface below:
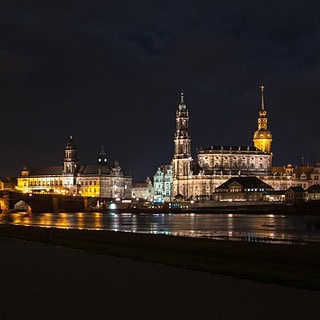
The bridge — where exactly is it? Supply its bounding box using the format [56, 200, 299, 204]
[0, 191, 90, 213]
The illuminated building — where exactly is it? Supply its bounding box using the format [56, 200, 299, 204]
[270, 163, 314, 190]
[172, 89, 273, 199]
[153, 165, 173, 202]
[214, 177, 273, 202]
[171, 88, 320, 198]
[131, 177, 154, 201]
[0, 177, 17, 191]
[17, 137, 132, 198]
[285, 186, 307, 205]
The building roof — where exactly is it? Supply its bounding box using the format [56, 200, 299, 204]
[272, 165, 314, 178]
[132, 182, 149, 188]
[216, 176, 273, 191]
[27, 166, 63, 176]
[307, 184, 320, 193]
[159, 164, 172, 173]
[21, 163, 131, 177]
[286, 186, 305, 192]
[79, 164, 111, 175]
[198, 145, 267, 154]
[0, 177, 17, 183]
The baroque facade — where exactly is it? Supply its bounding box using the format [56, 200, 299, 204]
[153, 165, 173, 202]
[131, 177, 154, 201]
[17, 137, 132, 198]
[172, 87, 314, 199]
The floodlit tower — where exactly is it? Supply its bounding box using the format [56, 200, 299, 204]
[63, 136, 79, 174]
[253, 85, 273, 152]
[172, 91, 193, 197]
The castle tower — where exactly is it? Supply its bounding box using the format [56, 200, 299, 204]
[253, 85, 273, 152]
[98, 146, 108, 165]
[172, 91, 193, 198]
[63, 136, 79, 174]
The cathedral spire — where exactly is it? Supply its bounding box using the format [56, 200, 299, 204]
[259, 84, 267, 117]
[253, 85, 272, 153]
[260, 84, 265, 111]
[178, 90, 187, 111]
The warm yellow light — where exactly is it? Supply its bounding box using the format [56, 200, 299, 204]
[253, 137, 272, 152]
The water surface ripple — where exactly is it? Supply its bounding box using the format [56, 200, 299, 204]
[3, 212, 320, 244]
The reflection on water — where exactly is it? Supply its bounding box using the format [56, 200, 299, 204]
[2, 212, 320, 244]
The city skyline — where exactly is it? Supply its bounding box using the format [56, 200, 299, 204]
[1, 1, 320, 181]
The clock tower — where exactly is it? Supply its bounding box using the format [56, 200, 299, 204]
[172, 91, 193, 198]
[63, 136, 79, 174]
[253, 85, 273, 153]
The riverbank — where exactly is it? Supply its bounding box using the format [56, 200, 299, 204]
[2, 237, 319, 320]
[1, 224, 319, 291]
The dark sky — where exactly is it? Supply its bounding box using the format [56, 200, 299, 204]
[1, 0, 320, 181]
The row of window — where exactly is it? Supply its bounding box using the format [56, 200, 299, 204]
[80, 180, 97, 186]
[29, 181, 63, 186]
[83, 188, 97, 193]
[211, 164, 265, 169]
[203, 156, 266, 161]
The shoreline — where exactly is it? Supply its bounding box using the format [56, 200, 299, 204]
[1, 224, 319, 291]
[85, 203, 320, 215]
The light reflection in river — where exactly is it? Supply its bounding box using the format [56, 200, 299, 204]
[2, 212, 320, 244]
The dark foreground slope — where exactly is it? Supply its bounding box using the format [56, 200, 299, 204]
[0, 224, 319, 291]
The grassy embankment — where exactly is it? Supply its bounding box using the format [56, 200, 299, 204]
[0, 224, 319, 291]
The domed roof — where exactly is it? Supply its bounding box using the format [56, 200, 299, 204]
[253, 129, 272, 140]
[65, 136, 77, 149]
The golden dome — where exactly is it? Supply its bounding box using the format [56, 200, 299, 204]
[253, 129, 272, 140]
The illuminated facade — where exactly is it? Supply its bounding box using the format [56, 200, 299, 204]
[131, 178, 154, 201]
[153, 165, 173, 202]
[171, 88, 320, 197]
[172, 89, 274, 199]
[0, 177, 17, 191]
[17, 137, 132, 198]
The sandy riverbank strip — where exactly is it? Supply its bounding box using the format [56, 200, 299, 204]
[1, 237, 319, 320]
[0, 224, 320, 291]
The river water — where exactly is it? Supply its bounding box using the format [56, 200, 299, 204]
[3, 212, 320, 244]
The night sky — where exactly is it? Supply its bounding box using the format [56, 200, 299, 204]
[1, 0, 320, 181]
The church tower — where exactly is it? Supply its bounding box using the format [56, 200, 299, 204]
[63, 136, 79, 174]
[253, 85, 273, 153]
[172, 91, 193, 197]
[98, 146, 108, 165]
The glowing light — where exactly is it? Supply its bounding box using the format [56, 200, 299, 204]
[109, 203, 117, 210]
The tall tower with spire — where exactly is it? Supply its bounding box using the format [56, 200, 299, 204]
[253, 85, 273, 153]
[172, 91, 193, 197]
[63, 136, 79, 174]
